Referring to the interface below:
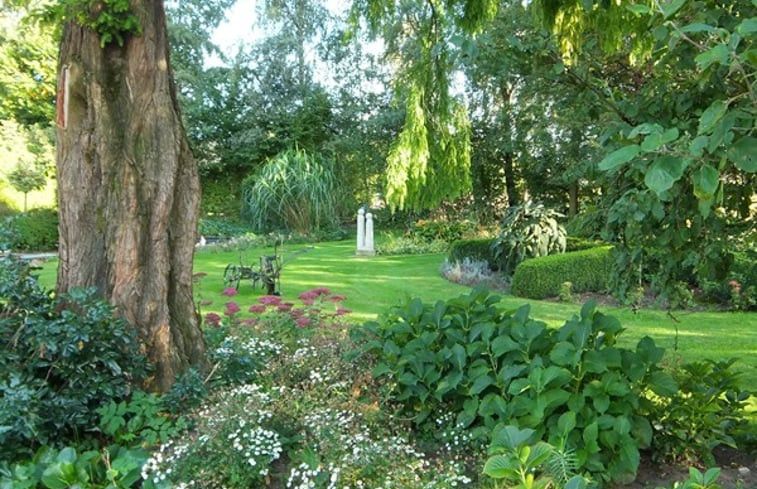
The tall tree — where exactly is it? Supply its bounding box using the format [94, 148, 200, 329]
[55, 0, 206, 390]
[353, 0, 496, 211]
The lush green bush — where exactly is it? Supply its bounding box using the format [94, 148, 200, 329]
[201, 173, 244, 217]
[241, 149, 339, 234]
[510, 246, 613, 299]
[409, 218, 477, 243]
[198, 218, 252, 238]
[448, 238, 496, 267]
[354, 287, 679, 484]
[565, 236, 606, 252]
[0, 257, 149, 461]
[376, 235, 449, 255]
[492, 202, 567, 275]
[1, 445, 149, 489]
[2, 207, 58, 251]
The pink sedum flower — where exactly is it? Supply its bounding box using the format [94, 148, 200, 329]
[335, 308, 352, 316]
[221, 287, 238, 297]
[248, 304, 266, 313]
[224, 301, 241, 317]
[295, 317, 311, 328]
[205, 312, 222, 327]
[259, 295, 282, 305]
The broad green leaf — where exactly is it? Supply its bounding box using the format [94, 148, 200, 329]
[737, 18, 757, 36]
[695, 44, 729, 70]
[628, 123, 662, 139]
[698, 100, 728, 135]
[558, 411, 577, 435]
[648, 370, 678, 396]
[565, 476, 589, 489]
[679, 23, 716, 33]
[703, 467, 721, 485]
[661, 0, 686, 19]
[483, 455, 518, 479]
[644, 156, 688, 196]
[689, 135, 709, 156]
[692, 164, 719, 199]
[491, 424, 535, 450]
[470, 374, 495, 395]
[598, 145, 640, 171]
[491, 335, 520, 357]
[549, 342, 580, 367]
[451, 343, 466, 371]
[728, 136, 757, 172]
[636, 336, 665, 365]
[660, 127, 679, 144]
[640, 132, 663, 152]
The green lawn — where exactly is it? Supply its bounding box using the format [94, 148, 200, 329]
[36, 239, 757, 387]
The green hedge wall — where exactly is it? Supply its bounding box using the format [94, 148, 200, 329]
[511, 246, 614, 299]
[448, 238, 495, 267]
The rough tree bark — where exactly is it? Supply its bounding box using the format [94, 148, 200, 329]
[55, 0, 206, 391]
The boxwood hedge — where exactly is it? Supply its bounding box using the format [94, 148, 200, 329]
[448, 238, 496, 268]
[511, 246, 613, 299]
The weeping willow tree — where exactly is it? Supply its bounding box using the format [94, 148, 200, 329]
[352, 0, 496, 212]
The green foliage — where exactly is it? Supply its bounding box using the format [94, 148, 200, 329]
[564, 237, 604, 252]
[510, 247, 613, 300]
[409, 218, 477, 243]
[241, 149, 339, 234]
[660, 467, 723, 489]
[483, 425, 587, 489]
[198, 218, 251, 239]
[356, 287, 679, 484]
[0, 444, 148, 489]
[96, 392, 188, 447]
[0, 257, 150, 461]
[376, 235, 449, 256]
[645, 358, 751, 466]
[48, 0, 142, 48]
[2, 208, 58, 251]
[199, 175, 244, 218]
[448, 238, 496, 267]
[492, 202, 567, 276]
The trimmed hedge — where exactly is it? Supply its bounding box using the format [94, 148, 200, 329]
[565, 236, 607, 252]
[511, 246, 613, 299]
[448, 238, 495, 267]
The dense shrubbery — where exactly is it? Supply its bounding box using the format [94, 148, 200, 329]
[354, 287, 752, 485]
[565, 236, 605, 252]
[492, 202, 567, 275]
[448, 238, 495, 267]
[0, 256, 149, 461]
[409, 218, 478, 243]
[511, 246, 613, 299]
[198, 217, 252, 238]
[2, 207, 58, 251]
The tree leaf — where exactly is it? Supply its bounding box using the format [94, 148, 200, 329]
[692, 164, 719, 199]
[661, 0, 686, 19]
[737, 18, 757, 36]
[483, 455, 518, 479]
[598, 145, 640, 171]
[644, 156, 688, 196]
[727, 136, 757, 172]
[697, 100, 728, 135]
[695, 44, 729, 71]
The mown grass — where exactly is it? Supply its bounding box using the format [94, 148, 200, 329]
[36, 239, 757, 388]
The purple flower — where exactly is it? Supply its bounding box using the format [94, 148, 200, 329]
[277, 302, 294, 312]
[312, 287, 331, 296]
[248, 304, 266, 313]
[205, 312, 222, 327]
[298, 290, 318, 301]
[335, 308, 352, 316]
[259, 295, 282, 305]
[330, 294, 347, 302]
[224, 301, 241, 317]
[221, 287, 238, 297]
[295, 317, 311, 328]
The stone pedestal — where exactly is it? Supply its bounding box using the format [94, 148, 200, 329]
[356, 208, 375, 256]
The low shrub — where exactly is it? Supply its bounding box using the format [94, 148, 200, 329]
[409, 219, 477, 243]
[440, 258, 507, 290]
[510, 246, 613, 299]
[2, 207, 58, 251]
[354, 287, 680, 484]
[0, 257, 150, 461]
[376, 235, 449, 255]
[565, 236, 605, 252]
[491, 202, 567, 275]
[198, 218, 252, 238]
[448, 238, 495, 267]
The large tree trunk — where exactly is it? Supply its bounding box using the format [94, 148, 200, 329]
[55, 0, 206, 391]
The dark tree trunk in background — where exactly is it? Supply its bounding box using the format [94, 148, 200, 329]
[55, 0, 206, 391]
[503, 151, 519, 207]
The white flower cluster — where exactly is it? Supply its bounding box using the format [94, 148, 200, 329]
[141, 441, 190, 487]
[227, 424, 283, 475]
[213, 336, 283, 361]
[287, 462, 341, 489]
